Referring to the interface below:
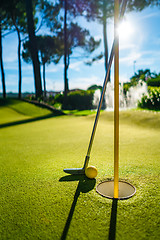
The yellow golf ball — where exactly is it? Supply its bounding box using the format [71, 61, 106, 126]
[85, 166, 98, 179]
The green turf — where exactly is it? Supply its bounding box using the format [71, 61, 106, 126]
[63, 109, 97, 116]
[0, 100, 160, 240]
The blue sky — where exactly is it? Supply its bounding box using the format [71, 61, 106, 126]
[1, 5, 160, 93]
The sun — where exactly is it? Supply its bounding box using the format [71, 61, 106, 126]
[117, 19, 134, 41]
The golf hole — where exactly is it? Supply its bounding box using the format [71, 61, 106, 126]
[96, 180, 136, 200]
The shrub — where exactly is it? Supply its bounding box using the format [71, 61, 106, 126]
[87, 84, 102, 91]
[54, 93, 64, 104]
[148, 86, 160, 93]
[62, 90, 94, 110]
[138, 87, 160, 110]
[25, 94, 36, 101]
[147, 77, 160, 87]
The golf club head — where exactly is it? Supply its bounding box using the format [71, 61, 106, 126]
[63, 168, 85, 175]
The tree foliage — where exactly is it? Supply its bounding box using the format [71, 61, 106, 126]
[23, 35, 63, 98]
[127, 0, 157, 11]
[23, 35, 63, 65]
[123, 69, 160, 96]
[83, 0, 158, 80]
[0, 0, 11, 98]
[41, 0, 101, 100]
[130, 69, 156, 86]
[25, 0, 42, 99]
[1, 0, 160, 100]
[5, 0, 28, 99]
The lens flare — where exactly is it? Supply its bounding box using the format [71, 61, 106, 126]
[117, 19, 134, 40]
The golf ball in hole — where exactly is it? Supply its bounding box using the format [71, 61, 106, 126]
[85, 166, 98, 179]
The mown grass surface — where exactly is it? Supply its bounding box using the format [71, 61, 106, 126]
[63, 109, 97, 116]
[0, 99, 160, 240]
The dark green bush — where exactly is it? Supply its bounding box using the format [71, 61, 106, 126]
[54, 93, 64, 104]
[62, 90, 94, 110]
[147, 77, 160, 87]
[87, 84, 102, 91]
[26, 94, 36, 101]
[138, 87, 160, 110]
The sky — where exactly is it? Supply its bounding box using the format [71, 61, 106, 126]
[1, 4, 160, 94]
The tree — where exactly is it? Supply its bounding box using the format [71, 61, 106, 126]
[0, 19, 6, 98]
[22, 35, 63, 99]
[41, 0, 101, 104]
[64, 0, 68, 96]
[0, 0, 41, 99]
[127, 0, 157, 11]
[4, 0, 28, 99]
[130, 69, 155, 86]
[83, 0, 156, 82]
[0, 0, 9, 98]
[87, 84, 102, 91]
[81, 0, 114, 81]
[25, 0, 42, 99]
[99, 0, 114, 80]
[62, 0, 101, 100]
[149, 0, 160, 6]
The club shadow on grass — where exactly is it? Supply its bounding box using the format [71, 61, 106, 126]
[108, 199, 118, 240]
[59, 175, 96, 240]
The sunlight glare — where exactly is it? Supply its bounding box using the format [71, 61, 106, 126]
[117, 19, 134, 41]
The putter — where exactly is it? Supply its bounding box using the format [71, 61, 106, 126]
[64, 0, 128, 175]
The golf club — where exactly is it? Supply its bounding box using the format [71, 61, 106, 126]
[64, 0, 128, 175]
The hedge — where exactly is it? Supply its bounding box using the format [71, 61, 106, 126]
[147, 77, 160, 87]
[54, 90, 94, 110]
[138, 87, 160, 110]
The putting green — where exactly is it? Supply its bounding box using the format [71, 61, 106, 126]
[0, 100, 160, 239]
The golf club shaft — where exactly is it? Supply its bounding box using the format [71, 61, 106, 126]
[83, 0, 128, 169]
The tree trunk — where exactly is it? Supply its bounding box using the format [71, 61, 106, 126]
[103, 0, 110, 81]
[43, 62, 46, 100]
[0, 23, 6, 98]
[64, 0, 69, 106]
[16, 29, 22, 99]
[25, 0, 42, 99]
